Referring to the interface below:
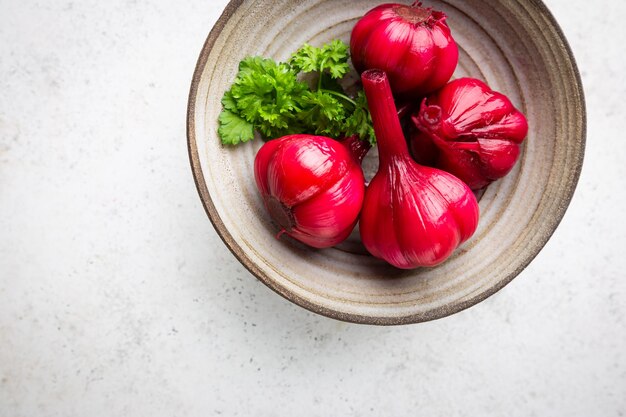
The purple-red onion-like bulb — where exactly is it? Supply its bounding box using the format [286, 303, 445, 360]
[254, 134, 370, 249]
[360, 69, 479, 269]
[350, 2, 458, 98]
[410, 77, 529, 190]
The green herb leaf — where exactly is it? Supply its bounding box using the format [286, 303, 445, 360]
[344, 91, 376, 145]
[221, 90, 238, 112]
[218, 109, 255, 145]
[289, 39, 350, 79]
[320, 39, 350, 79]
[288, 44, 321, 74]
[297, 90, 346, 137]
[218, 56, 309, 140]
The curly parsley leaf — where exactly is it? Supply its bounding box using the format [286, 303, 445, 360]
[289, 39, 350, 79]
[288, 44, 321, 74]
[218, 56, 308, 142]
[218, 112, 255, 145]
[217, 92, 255, 145]
[320, 39, 350, 79]
[233, 57, 308, 138]
[344, 91, 376, 145]
[297, 90, 346, 137]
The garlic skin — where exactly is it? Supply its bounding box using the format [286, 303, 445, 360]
[350, 2, 458, 98]
[360, 70, 479, 269]
[254, 134, 368, 248]
[361, 159, 479, 268]
[411, 77, 529, 190]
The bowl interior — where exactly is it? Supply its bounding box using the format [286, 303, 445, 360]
[188, 0, 585, 324]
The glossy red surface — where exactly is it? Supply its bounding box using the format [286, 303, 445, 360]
[350, 2, 458, 98]
[254, 134, 368, 248]
[410, 77, 529, 190]
[360, 70, 479, 269]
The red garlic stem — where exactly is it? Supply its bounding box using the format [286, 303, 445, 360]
[419, 102, 443, 127]
[361, 70, 409, 163]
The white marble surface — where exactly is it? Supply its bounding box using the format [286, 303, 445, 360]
[1, 0, 625, 415]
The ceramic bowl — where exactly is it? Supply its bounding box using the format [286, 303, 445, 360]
[187, 0, 585, 324]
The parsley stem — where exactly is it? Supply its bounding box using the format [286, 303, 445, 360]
[318, 58, 327, 91]
[320, 89, 357, 107]
[316, 56, 356, 107]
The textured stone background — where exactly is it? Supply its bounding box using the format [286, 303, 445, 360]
[1, 0, 624, 416]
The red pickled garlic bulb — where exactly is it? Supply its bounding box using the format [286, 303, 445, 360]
[254, 134, 369, 249]
[360, 69, 479, 269]
[410, 77, 529, 190]
[350, 2, 458, 98]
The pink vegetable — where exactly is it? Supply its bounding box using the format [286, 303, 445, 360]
[410, 77, 528, 190]
[350, 1, 458, 98]
[254, 134, 369, 248]
[359, 70, 479, 269]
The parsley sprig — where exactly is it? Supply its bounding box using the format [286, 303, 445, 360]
[218, 40, 375, 146]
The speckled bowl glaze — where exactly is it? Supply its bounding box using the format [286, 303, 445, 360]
[187, 0, 585, 324]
